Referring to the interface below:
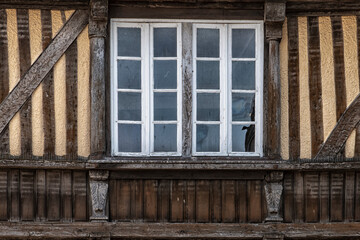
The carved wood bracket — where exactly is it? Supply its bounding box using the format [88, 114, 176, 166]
[89, 0, 108, 38]
[264, 171, 284, 222]
[89, 170, 109, 222]
[264, 1, 286, 42]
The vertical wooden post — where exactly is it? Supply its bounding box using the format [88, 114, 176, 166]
[264, 1, 286, 158]
[89, 0, 108, 159]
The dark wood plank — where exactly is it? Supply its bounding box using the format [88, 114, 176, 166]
[294, 172, 304, 222]
[0, 9, 9, 155]
[238, 180, 247, 223]
[283, 172, 294, 223]
[171, 180, 184, 222]
[65, 41, 78, 158]
[72, 171, 87, 221]
[20, 170, 35, 221]
[0, 0, 88, 9]
[247, 180, 262, 223]
[196, 180, 210, 223]
[330, 173, 344, 222]
[17, 9, 32, 157]
[36, 170, 46, 221]
[287, 16, 300, 160]
[307, 16, 324, 158]
[304, 173, 319, 222]
[144, 180, 157, 222]
[131, 180, 143, 220]
[10, 170, 20, 221]
[222, 180, 235, 223]
[319, 172, 330, 222]
[47, 171, 61, 221]
[185, 180, 196, 222]
[117, 180, 131, 221]
[157, 180, 170, 222]
[0, 171, 7, 220]
[345, 172, 355, 221]
[109, 179, 117, 221]
[210, 180, 221, 223]
[41, 9, 55, 157]
[0, 10, 89, 136]
[356, 16, 360, 158]
[355, 172, 360, 221]
[61, 171, 72, 221]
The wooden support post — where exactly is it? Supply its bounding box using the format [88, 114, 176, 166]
[89, 0, 108, 159]
[89, 170, 109, 222]
[264, 171, 284, 222]
[264, 1, 285, 158]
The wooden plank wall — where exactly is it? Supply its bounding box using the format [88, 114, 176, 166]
[280, 15, 360, 160]
[0, 169, 88, 222]
[0, 9, 90, 160]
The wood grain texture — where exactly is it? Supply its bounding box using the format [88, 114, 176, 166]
[304, 173, 319, 222]
[283, 172, 294, 222]
[0, 171, 7, 220]
[73, 171, 87, 221]
[344, 172, 355, 221]
[0, 10, 89, 137]
[307, 16, 324, 158]
[319, 172, 329, 222]
[356, 16, 360, 158]
[330, 173, 344, 222]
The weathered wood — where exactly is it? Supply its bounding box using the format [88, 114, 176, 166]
[61, 171, 72, 221]
[20, 170, 35, 221]
[10, 170, 20, 221]
[158, 180, 170, 222]
[355, 173, 360, 221]
[89, 170, 109, 221]
[116, 180, 131, 220]
[0, 0, 89, 9]
[210, 180, 221, 223]
[294, 172, 304, 222]
[0, 171, 7, 220]
[144, 180, 158, 221]
[238, 180, 247, 223]
[185, 180, 196, 222]
[356, 16, 360, 158]
[222, 180, 235, 223]
[72, 171, 87, 221]
[247, 180, 262, 223]
[283, 172, 294, 223]
[47, 171, 61, 221]
[264, 172, 283, 222]
[319, 172, 329, 222]
[171, 180, 184, 222]
[108, 179, 117, 221]
[330, 173, 344, 222]
[196, 180, 210, 222]
[36, 170, 46, 221]
[304, 173, 319, 222]
[344, 172, 355, 221]
[131, 179, 143, 220]
[0, 10, 89, 137]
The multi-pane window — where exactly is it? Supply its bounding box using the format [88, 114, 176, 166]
[111, 20, 263, 157]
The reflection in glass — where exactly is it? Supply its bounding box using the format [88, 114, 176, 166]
[154, 28, 177, 57]
[232, 29, 255, 58]
[232, 93, 255, 121]
[154, 92, 177, 121]
[197, 93, 220, 121]
[118, 28, 141, 57]
[232, 124, 255, 152]
[118, 124, 141, 152]
[118, 92, 141, 121]
[154, 60, 177, 89]
[196, 124, 219, 152]
[232, 61, 255, 90]
[196, 61, 220, 89]
[154, 124, 177, 152]
[118, 60, 141, 89]
[197, 28, 219, 58]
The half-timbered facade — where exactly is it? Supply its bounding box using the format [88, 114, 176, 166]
[0, 0, 360, 239]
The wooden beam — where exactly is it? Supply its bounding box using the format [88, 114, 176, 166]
[315, 93, 360, 160]
[0, 10, 89, 137]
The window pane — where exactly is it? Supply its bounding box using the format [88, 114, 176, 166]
[232, 29, 255, 58]
[196, 124, 219, 152]
[154, 124, 177, 152]
[154, 60, 177, 89]
[118, 60, 141, 89]
[154, 92, 177, 121]
[232, 124, 255, 152]
[118, 28, 141, 57]
[232, 93, 255, 121]
[118, 124, 141, 152]
[196, 61, 220, 89]
[118, 92, 141, 121]
[154, 28, 177, 57]
[232, 61, 255, 90]
[197, 93, 220, 121]
[197, 28, 219, 58]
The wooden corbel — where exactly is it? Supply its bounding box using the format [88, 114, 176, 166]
[264, 1, 286, 158]
[264, 171, 284, 222]
[89, 170, 109, 221]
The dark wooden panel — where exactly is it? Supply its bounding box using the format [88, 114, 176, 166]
[345, 172, 355, 221]
[61, 171, 72, 221]
[307, 16, 324, 157]
[185, 180, 196, 222]
[72, 171, 87, 221]
[109, 179, 117, 220]
[283, 172, 294, 223]
[355, 173, 360, 221]
[20, 171, 35, 221]
[319, 172, 329, 222]
[17, 9, 32, 157]
[0, 171, 7, 220]
[356, 16, 360, 158]
[330, 173, 344, 222]
[247, 180, 262, 223]
[157, 180, 170, 222]
[238, 180, 247, 223]
[171, 180, 184, 222]
[304, 173, 319, 222]
[144, 180, 157, 222]
[196, 180, 210, 223]
[10, 170, 20, 221]
[131, 180, 143, 220]
[0, 0, 89, 9]
[117, 180, 131, 220]
[47, 171, 61, 221]
[210, 180, 221, 223]
[222, 180, 235, 223]
[294, 172, 304, 222]
[287, 16, 300, 160]
[36, 170, 46, 221]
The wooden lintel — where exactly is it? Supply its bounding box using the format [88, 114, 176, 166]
[0, 10, 89, 136]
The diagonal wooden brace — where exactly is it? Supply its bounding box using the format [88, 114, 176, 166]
[0, 9, 89, 136]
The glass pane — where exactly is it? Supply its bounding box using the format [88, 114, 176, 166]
[232, 29, 255, 58]
[118, 92, 141, 121]
[154, 124, 177, 152]
[197, 93, 220, 121]
[196, 61, 219, 89]
[232, 124, 255, 152]
[196, 124, 219, 152]
[232, 93, 255, 121]
[154, 28, 177, 57]
[232, 61, 255, 90]
[118, 28, 141, 57]
[154, 60, 177, 89]
[154, 92, 177, 121]
[197, 28, 219, 58]
[118, 124, 141, 152]
[118, 60, 141, 89]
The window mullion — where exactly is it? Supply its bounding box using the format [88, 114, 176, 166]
[143, 23, 151, 155]
[220, 24, 228, 155]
